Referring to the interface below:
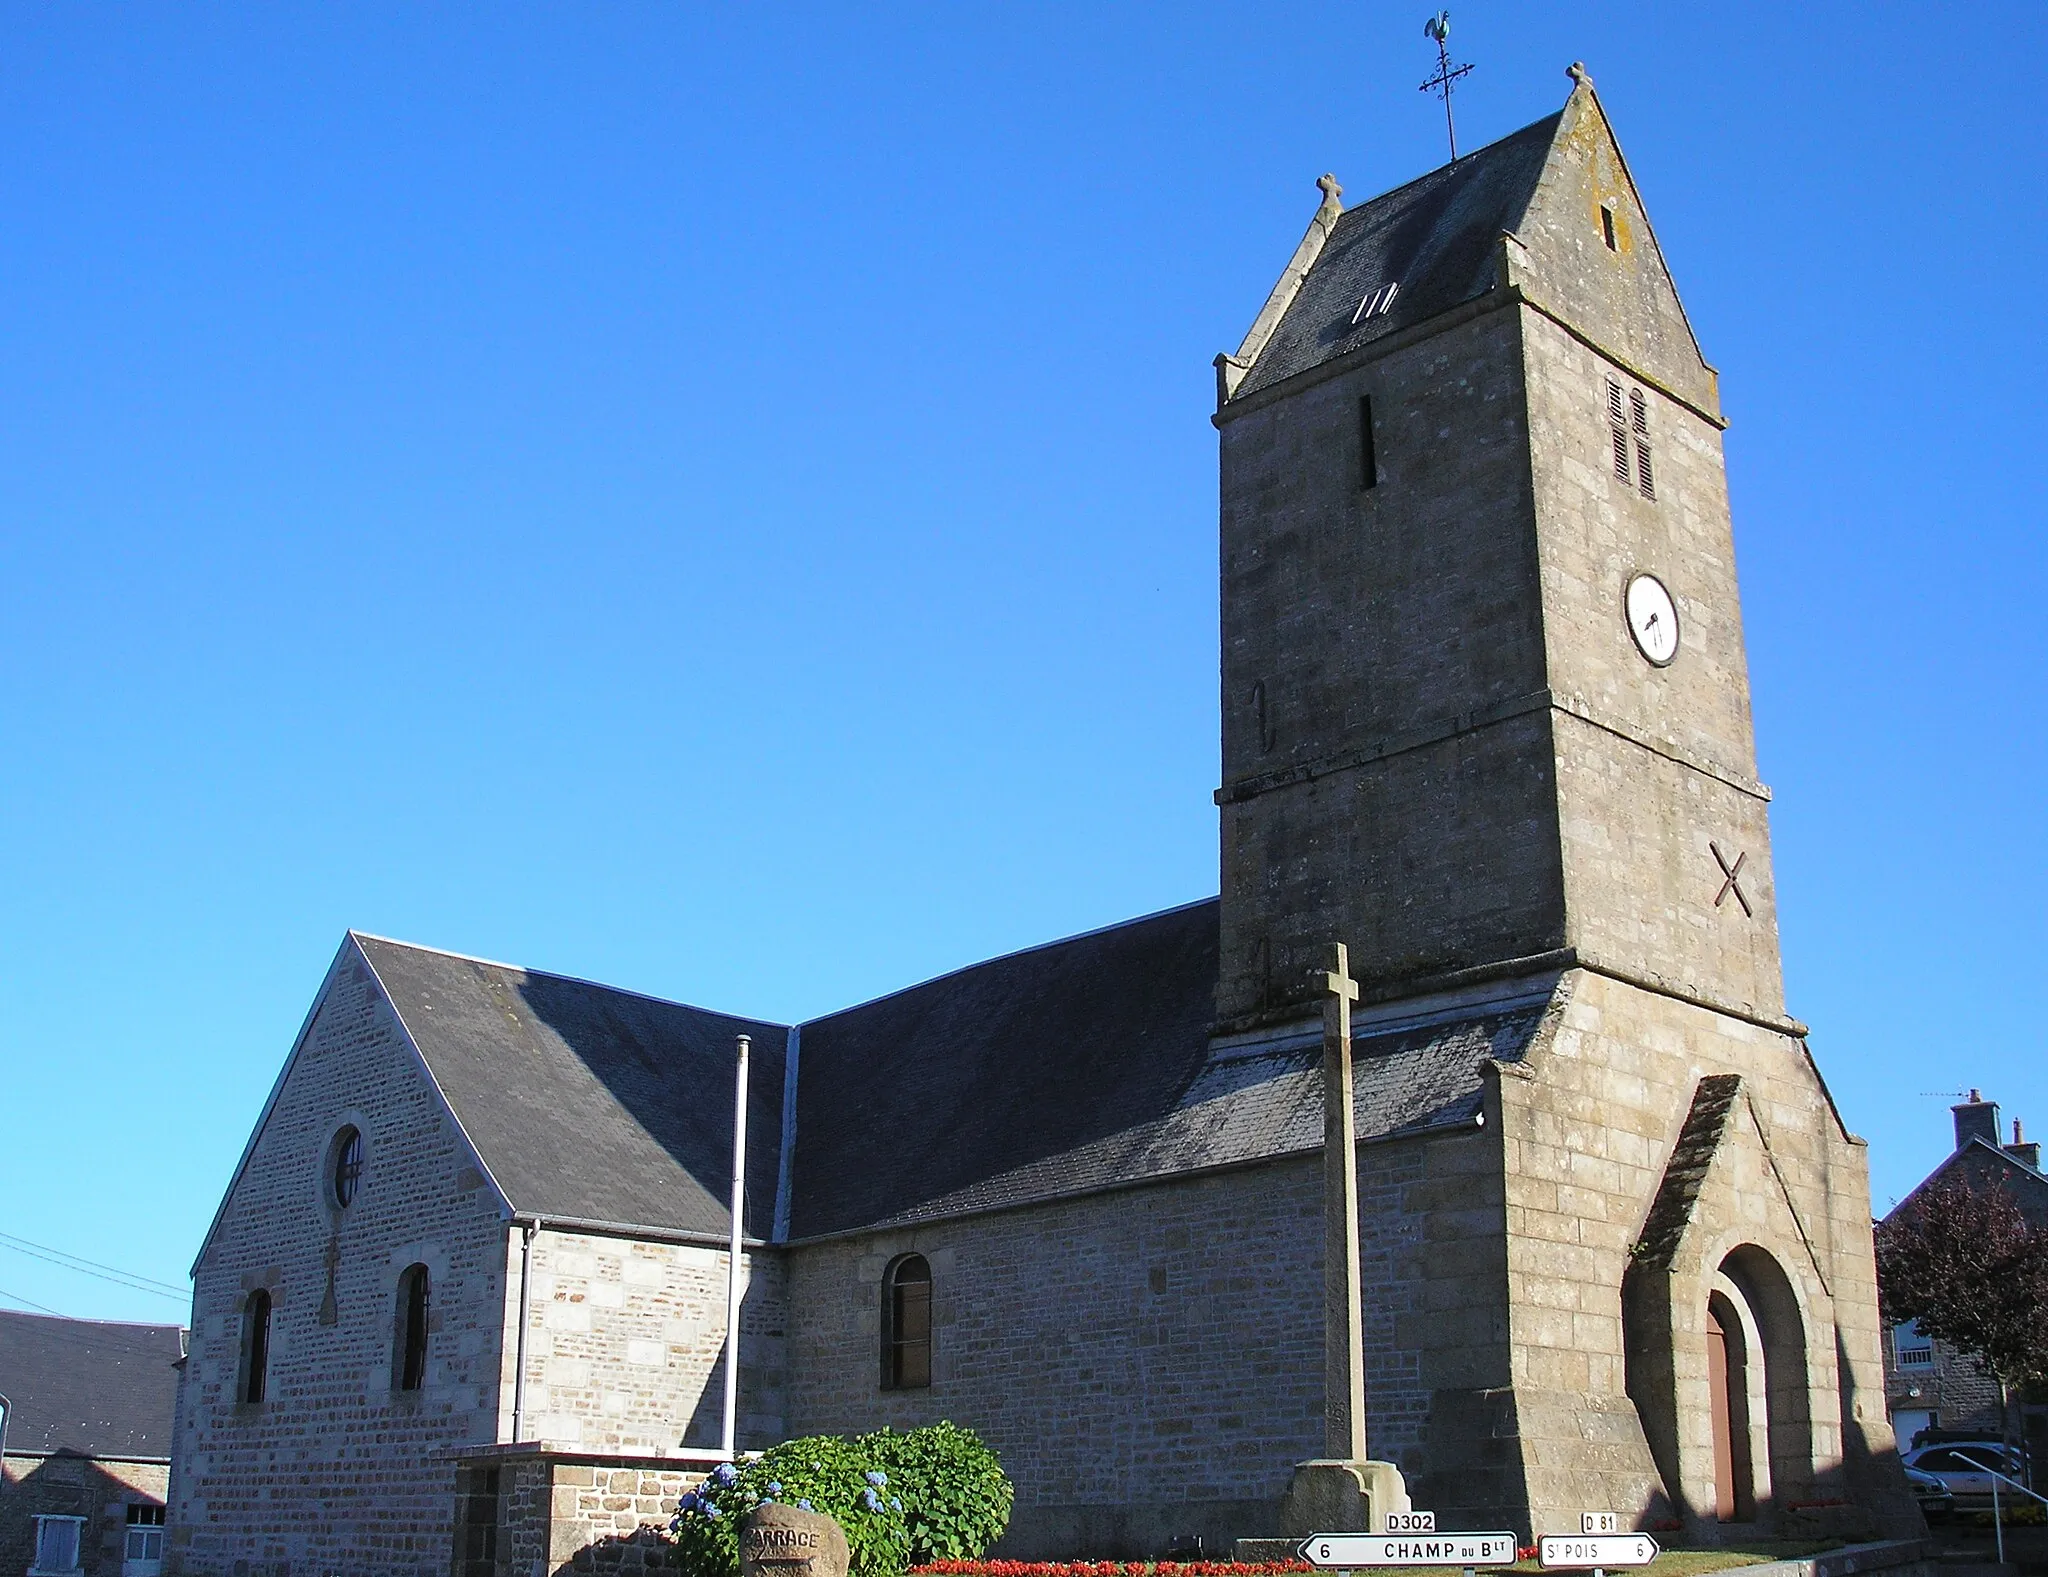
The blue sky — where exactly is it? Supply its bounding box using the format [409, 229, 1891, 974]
[2, 3, 2042, 1324]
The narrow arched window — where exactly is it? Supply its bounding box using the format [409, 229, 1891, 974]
[332, 1126, 363, 1208]
[396, 1264, 431, 1391]
[880, 1254, 931, 1390]
[241, 1289, 272, 1404]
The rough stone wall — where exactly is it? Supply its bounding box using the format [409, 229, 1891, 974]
[0, 1453, 167, 1577]
[1518, 307, 1784, 1019]
[453, 1450, 702, 1577]
[1215, 305, 1567, 1024]
[1499, 970, 1914, 1540]
[782, 1128, 1504, 1559]
[1514, 85, 1719, 418]
[169, 943, 511, 1577]
[506, 1225, 787, 1455]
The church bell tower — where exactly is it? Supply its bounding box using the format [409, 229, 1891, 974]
[1212, 70, 1783, 1034]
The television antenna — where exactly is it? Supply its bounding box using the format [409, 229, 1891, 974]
[1420, 12, 1476, 163]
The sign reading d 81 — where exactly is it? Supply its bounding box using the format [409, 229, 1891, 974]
[1537, 1533, 1658, 1569]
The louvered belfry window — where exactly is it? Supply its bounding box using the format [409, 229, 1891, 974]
[1607, 379, 1656, 500]
[1608, 380, 1631, 484]
[1630, 387, 1656, 500]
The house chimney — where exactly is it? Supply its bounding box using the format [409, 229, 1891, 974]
[2003, 1117, 2042, 1172]
[1953, 1090, 2000, 1151]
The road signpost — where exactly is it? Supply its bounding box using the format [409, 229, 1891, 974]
[1300, 1531, 1519, 1569]
[1536, 1531, 1658, 1572]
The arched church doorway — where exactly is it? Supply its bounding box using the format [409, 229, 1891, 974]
[1719, 1245, 1814, 1512]
[1705, 1291, 1756, 1522]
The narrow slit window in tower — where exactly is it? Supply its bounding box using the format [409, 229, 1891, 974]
[1358, 396, 1378, 490]
[1601, 205, 1618, 250]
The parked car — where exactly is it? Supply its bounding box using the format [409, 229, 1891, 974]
[1903, 1464, 1955, 1521]
[1901, 1442, 2024, 1508]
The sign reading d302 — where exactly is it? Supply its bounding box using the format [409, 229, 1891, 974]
[1302, 1533, 1519, 1568]
[1537, 1533, 1658, 1569]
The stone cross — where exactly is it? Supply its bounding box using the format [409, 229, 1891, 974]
[1321, 943, 1368, 1462]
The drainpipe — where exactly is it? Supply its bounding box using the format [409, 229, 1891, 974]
[510, 1217, 540, 1442]
[721, 1035, 750, 1459]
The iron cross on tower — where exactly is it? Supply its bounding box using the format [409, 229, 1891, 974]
[1420, 11, 1476, 163]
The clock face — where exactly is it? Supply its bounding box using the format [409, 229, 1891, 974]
[1625, 573, 1680, 666]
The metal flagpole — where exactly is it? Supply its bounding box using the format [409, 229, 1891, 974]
[721, 1034, 751, 1459]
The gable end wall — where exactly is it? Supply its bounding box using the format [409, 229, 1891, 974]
[169, 947, 511, 1577]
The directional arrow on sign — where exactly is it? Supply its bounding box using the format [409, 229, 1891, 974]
[1537, 1533, 1659, 1569]
[1301, 1533, 1521, 1568]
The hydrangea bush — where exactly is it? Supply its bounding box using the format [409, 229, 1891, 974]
[859, 1423, 1014, 1564]
[668, 1424, 1012, 1577]
[671, 1435, 910, 1577]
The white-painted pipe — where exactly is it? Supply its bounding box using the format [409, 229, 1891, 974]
[721, 1035, 750, 1459]
[511, 1216, 539, 1442]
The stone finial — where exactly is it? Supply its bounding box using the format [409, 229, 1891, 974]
[1316, 172, 1343, 210]
[1566, 61, 1593, 89]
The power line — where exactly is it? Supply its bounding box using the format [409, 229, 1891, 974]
[0, 1232, 187, 1302]
[0, 1284, 66, 1316]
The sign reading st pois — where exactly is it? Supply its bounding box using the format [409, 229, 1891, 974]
[1537, 1533, 1659, 1568]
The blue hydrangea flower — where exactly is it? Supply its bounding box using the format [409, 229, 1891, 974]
[711, 1463, 739, 1487]
[890, 1497, 903, 1512]
[797, 1499, 814, 1513]
[705, 1504, 722, 1520]
[767, 1482, 783, 1496]
[678, 1491, 700, 1513]
[865, 1470, 887, 1488]
[862, 1488, 882, 1513]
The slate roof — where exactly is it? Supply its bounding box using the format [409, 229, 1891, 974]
[785, 899, 1559, 1236]
[812, 972, 1559, 1235]
[786, 901, 1221, 1240]
[0, 1311, 184, 1460]
[1235, 111, 1561, 399]
[335, 913, 1562, 1245]
[355, 936, 789, 1240]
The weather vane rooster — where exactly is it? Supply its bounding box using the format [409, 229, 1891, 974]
[1420, 11, 1475, 163]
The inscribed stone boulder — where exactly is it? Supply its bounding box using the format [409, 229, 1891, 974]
[739, 1503, 850, 1577]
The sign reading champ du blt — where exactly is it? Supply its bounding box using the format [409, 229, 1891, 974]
[1300, 1533, 1519, 1568]
[1300, 1513, 1656, 1572]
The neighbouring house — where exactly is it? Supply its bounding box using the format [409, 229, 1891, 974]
[0, 1310, 185, 1577]
[169, 71, 1922, 1577]
[1880, 1092, 2047, 1457]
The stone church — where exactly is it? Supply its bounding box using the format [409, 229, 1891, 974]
[166, 74, 1919, 1576]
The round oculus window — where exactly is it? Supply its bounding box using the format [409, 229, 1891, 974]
[332, 1126, 364, 1208]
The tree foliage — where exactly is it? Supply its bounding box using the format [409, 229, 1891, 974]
[1874, 1176, 2048, 1391]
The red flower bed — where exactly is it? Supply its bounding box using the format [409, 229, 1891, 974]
[914, 1561, 1549, 1576]
[915, 1554, 1551, 1575]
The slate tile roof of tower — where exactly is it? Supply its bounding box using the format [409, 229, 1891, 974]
[1234, 111, 1561, 399]
[336, 904, 1560, 1245]
[0, 1310, 186, 1459]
